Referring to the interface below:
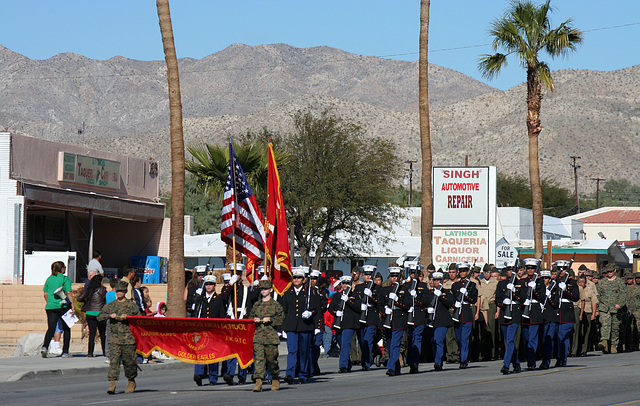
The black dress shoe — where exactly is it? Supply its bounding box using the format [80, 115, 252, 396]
[459, 362, 468, 369]
[338, 367, 348, 373]
[223, 373, 234, 386]
[386, 369, 396, 376]
[527, 366, 536, 371]
[434, 363, 443, 371]
[500, 366, 510, 375]
[538, 363, 549, 370]
[284, 375, 294, 384]
[361, 366, 370, 371]
[513, 364, 521, 373]
[299, 379, 307, 384]
[193, 374, 203, 386]
[238, 376, 246, 385]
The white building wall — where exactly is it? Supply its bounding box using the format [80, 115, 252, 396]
[0, 133, 24, 283]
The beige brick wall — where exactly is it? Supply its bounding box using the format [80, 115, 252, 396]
[0, 283, 169, 343]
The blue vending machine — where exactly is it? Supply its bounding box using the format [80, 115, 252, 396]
[130, 256, 168, 284]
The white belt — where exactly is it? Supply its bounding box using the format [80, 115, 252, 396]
[531, 299, 540, 304]
[561, 298, 572, 303]
[393, 306, 403, 311]
[462, 301, 470, 305]
[511, 301, 521, 305]
[367, 303, 374, 307]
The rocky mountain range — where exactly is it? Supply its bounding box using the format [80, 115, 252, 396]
[1, 43, 638, 194]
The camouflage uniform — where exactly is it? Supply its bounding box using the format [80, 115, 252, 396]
[626, 278, 640, 350]
[97, 294, 143, 381]
[596, 265, 627, 352]
[249, 289, 285, 380]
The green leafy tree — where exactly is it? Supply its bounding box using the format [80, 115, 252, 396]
[280, 108, 400, 268]
[497, 172, 575, 217]
[478, 0, 582, 256]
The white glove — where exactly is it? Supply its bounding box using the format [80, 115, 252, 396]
[364, 288, 372, 297]
[410, 289, 417, 297]
[434, 289, 442, 297]
[335, 310, 343, 317]
[196, 288, 202, 295]
[427, 307, 435, 314]
[191, 303, 196, 310]
[408, 306, 415, 313]
[302, 310, 312, 319]
[253, 280, 259, 287]
[459, 287, 467, 295]
[261, 275, 269, 281]
[388, 292, 398, 301]
[528, 281, 536, 288]
[277, 332, 282, 337]
[524, 299, 531, 306]
[314, 328, 321, 335]
[545, 289, 552, 298]
[559, 282, 567, 291]
[503, 298, 512, 305]
[229, 275, 239, 285]
[384, 306, 392, 315]
[361, 303, 368, 311]
[341, 294, 349, 302]
[281, 332, 287, 339]
[454, 301, 462, 308]
[507, 283, 515, 292]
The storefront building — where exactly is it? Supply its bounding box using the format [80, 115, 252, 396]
[0, 132, 169, 284]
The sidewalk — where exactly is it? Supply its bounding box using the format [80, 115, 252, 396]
[0, 341, 290, 382]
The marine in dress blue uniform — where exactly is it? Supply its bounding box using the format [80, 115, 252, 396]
[354, 265, 381, 371]
[423, 271, 454, 371]
[380, 267, 412, 376]
[450, 262, 479, 369]
[223, 263, 253, 386]
[553, 260, 580, 367]
[279, 267, 321, 384]
[496, 260, 524, 374]
[192, 274, 235, 386]
[328, 275, 361, 373]
[404, 265, 429, 373]
[520, 258, 545, 370]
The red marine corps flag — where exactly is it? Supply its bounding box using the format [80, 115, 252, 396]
[265, 142, 292, 295]
[221, 142, 265, 271]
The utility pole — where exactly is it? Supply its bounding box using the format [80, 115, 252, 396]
[405, 160, 417, 205]
[590, 177, 606, 209]
[570, 155, 581, 213]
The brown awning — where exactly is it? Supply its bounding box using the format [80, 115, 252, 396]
[22, 183, 165, 220]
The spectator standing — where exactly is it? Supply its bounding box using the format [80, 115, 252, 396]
[41, 261, 74, 358]
[87, 251, 104, 278]
[78, 274, 107, 357]
[121, 266, 136, 301]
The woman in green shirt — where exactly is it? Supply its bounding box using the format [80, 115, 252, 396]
[42, 261, 75, 358]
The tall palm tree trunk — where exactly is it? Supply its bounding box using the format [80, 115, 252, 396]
[419, 0, 433, 264]
[526, 67, 544, 257]
[157, 0, 185, 317]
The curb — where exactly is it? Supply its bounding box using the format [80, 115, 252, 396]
[5, 360, 193, 382]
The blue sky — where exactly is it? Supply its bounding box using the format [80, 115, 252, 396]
[1, 0, 638, 90]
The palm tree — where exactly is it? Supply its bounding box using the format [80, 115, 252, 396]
[478, 0, 582, 257]
[156, 0, 186, 316]
[419, 0, 433, 265]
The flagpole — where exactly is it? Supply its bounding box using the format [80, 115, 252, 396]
[265, 141, 272, 282]
[230, 140, 238, 319]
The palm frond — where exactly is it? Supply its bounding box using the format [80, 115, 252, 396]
[478, 53, 508, 80]
[537, 62, 555, 91]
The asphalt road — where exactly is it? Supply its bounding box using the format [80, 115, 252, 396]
[3, 352, 640, 405]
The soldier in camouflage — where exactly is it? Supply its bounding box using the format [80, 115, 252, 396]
[97, 280, 143, 394]
[596, 264, 627, 354]
[626, 273, 640, 351]
[249, 280, 284, 392]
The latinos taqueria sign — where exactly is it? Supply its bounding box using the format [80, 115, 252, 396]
[58, 152, 121, 190]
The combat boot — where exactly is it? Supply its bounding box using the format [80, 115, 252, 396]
[125, 379, 136, 393]
[271, 379, 280, 391]
[253, 378, 262, 392]
[611, 346, 618, 354]
[598, 340, 609, 353]
[107, 381, 117, 395]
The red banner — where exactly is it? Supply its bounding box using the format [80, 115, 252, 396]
[128, 317, 255, 368]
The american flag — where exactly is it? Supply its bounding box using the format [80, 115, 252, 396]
[221, 143, 266, 263]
